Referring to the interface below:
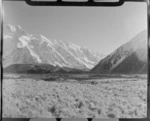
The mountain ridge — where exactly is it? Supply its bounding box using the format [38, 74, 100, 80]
[91, 30, 147, 74]
[3, 24, 147, 74]
[3, 24, 104, 71]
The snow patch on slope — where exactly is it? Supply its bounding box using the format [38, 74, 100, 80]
[27, 46, 42, 63]
[40, 35, 54, 46]
[7, 24, 16, 32]
[18, 36, 30, 48]
[18, 35, 42, 63]
[84, 57, 95, 64]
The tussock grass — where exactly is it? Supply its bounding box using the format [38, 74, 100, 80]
[2, 75, 147, 118]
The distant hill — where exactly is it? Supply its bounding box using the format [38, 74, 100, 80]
[4, 64, 85, 74]
[91, 30, 147, 74]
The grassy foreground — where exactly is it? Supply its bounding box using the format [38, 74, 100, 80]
[2, 75, 147, 118]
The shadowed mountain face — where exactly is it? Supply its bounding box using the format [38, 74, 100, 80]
[91, 30, 147, 74]
[4, 64, 84, 74]
[3, 24, 104, 71]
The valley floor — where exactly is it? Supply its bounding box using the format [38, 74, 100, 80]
[2, 74, 147, 118]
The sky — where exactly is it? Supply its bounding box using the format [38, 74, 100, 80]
[3, 1, 147, 55]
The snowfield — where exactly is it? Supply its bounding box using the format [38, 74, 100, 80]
[3, 75, 147, 118]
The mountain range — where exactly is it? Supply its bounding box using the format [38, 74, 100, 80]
[3, 24, 147, 74]
[3, 24, 104, 73]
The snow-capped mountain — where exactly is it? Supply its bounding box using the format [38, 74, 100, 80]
[91, 30, 147, 74]
[3, 24, 104, 71]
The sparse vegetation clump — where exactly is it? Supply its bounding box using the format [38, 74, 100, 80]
[2, 74, 147, 118]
